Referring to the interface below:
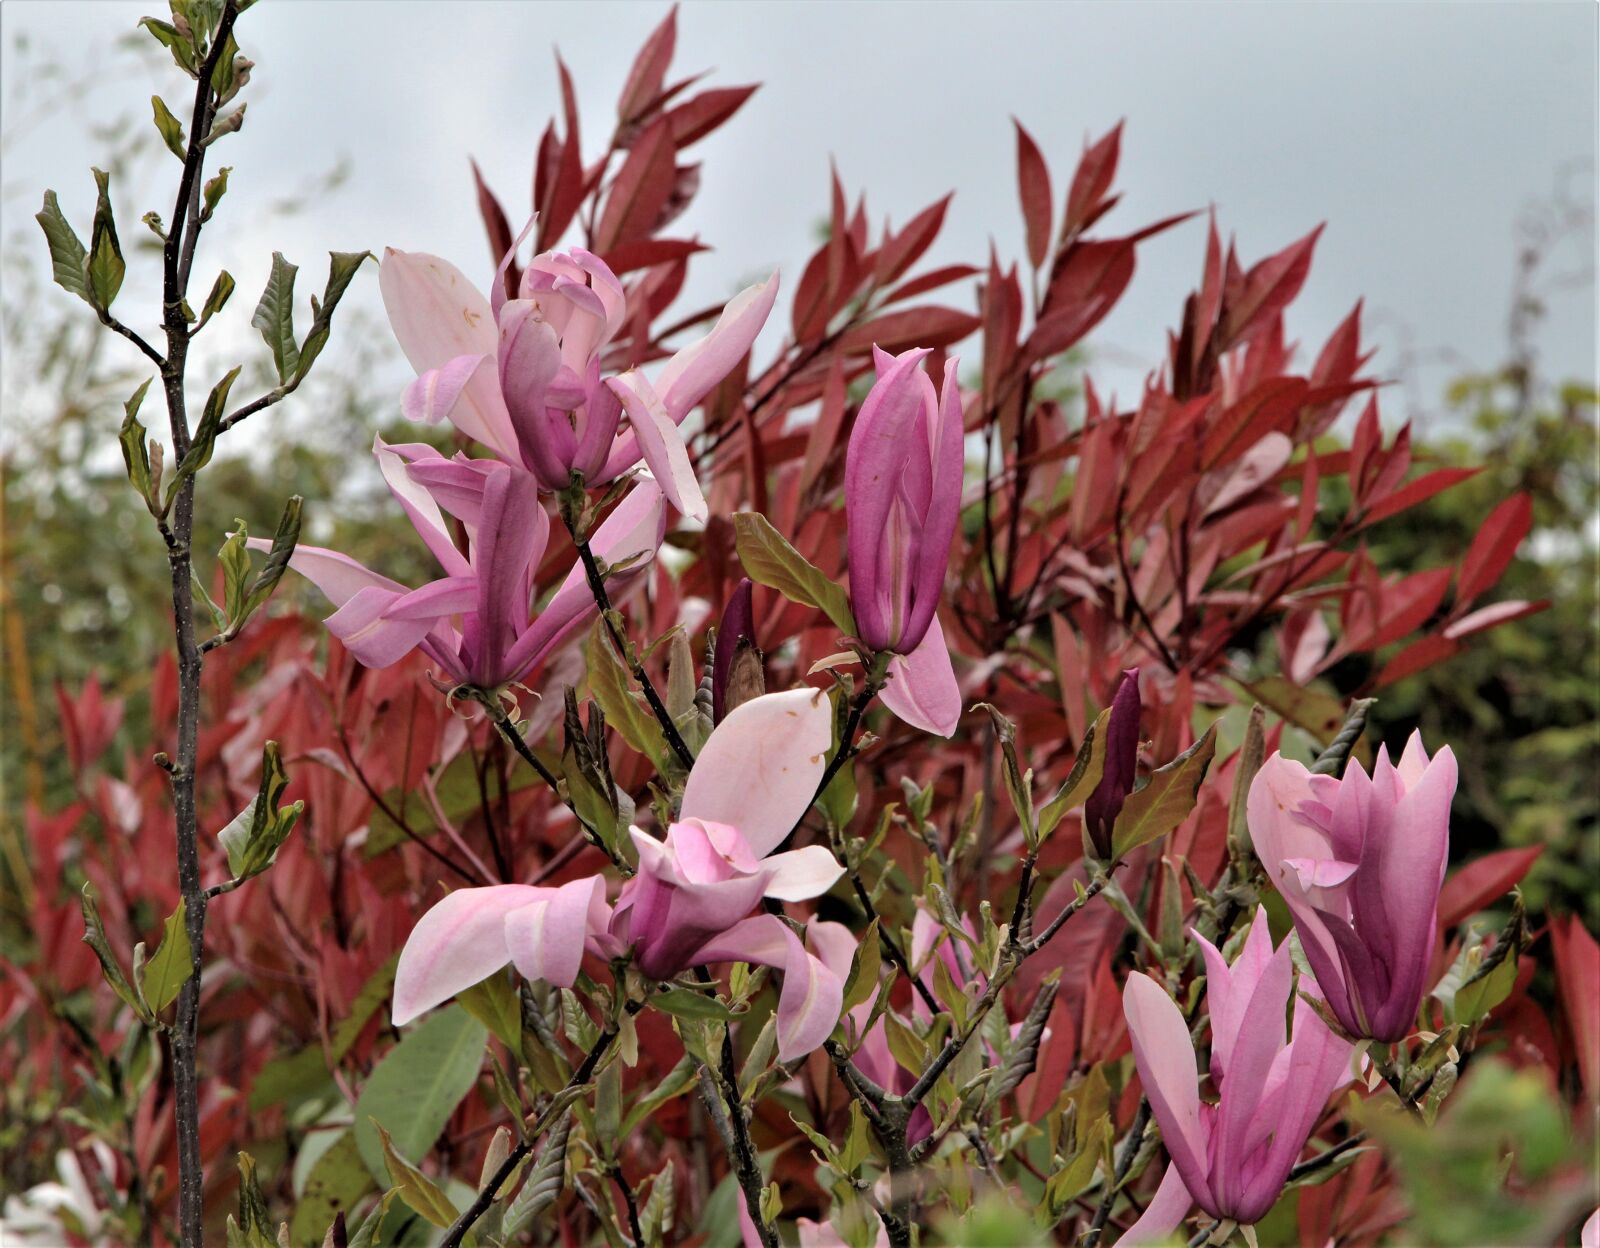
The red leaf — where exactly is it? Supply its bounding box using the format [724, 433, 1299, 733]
[1064, 121, 1122, 239]
[1222, 224, 1323, 348]
[1456, 492, 1533, 605]
[1552, 916, 1600, 1103]
[1029, 240, 1135, 359]
[1200, 377, 1308, 470]
[837, 305, 981, 355]
[599, 237, 708, 276]
[882, 263, 979, 304]
[790, 245, 830, 341]
[874, 194, 953, 286]
[1014, 118, 1053, 269]
[1442, 598, 1547, 639]
[594, 119, 676, 253]
[664, 84, 759, 146]
[1358, 467, 1480, 527]
[1438, 846, 1544, 930]
[1360, 565, 1454, 652]
[618, 5, 677, 126]
[469, 158, 516, 290]
[1372, 633, 1462, 687]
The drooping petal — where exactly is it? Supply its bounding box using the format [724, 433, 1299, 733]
[245, 539, 405, 610]
[606, 370, 708, 523]
[761, 845, 846, 902]
[1117, 1162, 1196, 1248]
[878, 614, 962, 737]
[504, 876, 609, 989]
[374, 435, 473, 578]
[325, 579, 477, 671]
[680, 687, 833, 857]
[691, 915, 842, 1061]
[1123, 972, 1214, 1211]
[392, 885, 545, 1026]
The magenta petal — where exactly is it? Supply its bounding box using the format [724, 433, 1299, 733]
[606, 370, 708, 523]
[1123, 972, 1214, 1211]
[392, 884, 545, 1025]
[468, 467, 548, 687]
[878, 615, 962, 737]
[504, 876, 608, 989]
[899, 355, 964, 653]
[680, 688, 833, 857]
[1118, 1162, 1196, 1247]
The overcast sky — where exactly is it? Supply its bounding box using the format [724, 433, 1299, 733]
[3, 1, 1595, 438]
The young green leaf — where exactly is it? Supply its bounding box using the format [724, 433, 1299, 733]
[151, 95, 187, 159]
[139, 899, 194, 1014]
[85, 167, 126, 309]
[293, 251, 375, 383]
[118, 379, 155, 507]
[374, 1122, 459, 1229]
[1111, 722, 1219, 857]
[166, 365, 242, 507]
[80, 883, 155, 1025]
[251, 253, 300, 384]
[36, 190, 89, 303]
[733, 511, 857, 636]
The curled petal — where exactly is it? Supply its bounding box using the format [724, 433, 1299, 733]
[504, 876, 609, 989]
[692, 915, 843, 1061]
[246, 539, 403, 611]
[762, 845, 845, 902]
[393, 885, 545, 1026]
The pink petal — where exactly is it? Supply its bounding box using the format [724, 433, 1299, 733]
[761, 845, 845, 902]
[1123, 972, 1214, 1211]
[402, 352, 490, 428]
[469, 467, 548, 687]
[374, 435, 473, 578]
[606, 370, 708, 523]
[680, 688, 833, 857]
[246, 539, 403, 610]
[692, 915, 843, 1061]
[1194, 905, 1277, 1082]
[655, 272, 780, 421]
[504, 876, 609, 989]
[1117, 1162, 1196, 1247]
[393, 884, 545, 1025]
[326, 580, 475, 670]
[877, 614, 961, 736]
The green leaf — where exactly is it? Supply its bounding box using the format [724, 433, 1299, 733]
[1037, 708, 1110, 843]
[640, 1160, 676, 1245]
[205, 103, 246, 146]
[289, 1130, 373, 1247]
[1111, 722, 1219, 858]
[733, 512, 856, 636]
[621, 1055, 697, 1136]
[294, 251, 375, 383]
[151, 95, 187, 159]
[455, 970, 523, 1053]
[79, 883, 153, 1024]
[36, 190, 89, 303]
[202, 166, 232, 219]
[140, 899, 193, 1013]
[240, 495, 302, 621]
[250, 956, 397, 1111]
[585, 622, 669, 770]
[840, 920, 882, 1017]
[373, 1121, 459, 1229]
[218, 740, 300, 881]
[501, 1112, 571, 1241]
[651, 985, 740, 1021]
[353, 1005, 488, 1184]
[86, 167, 126, 309]
[119, 379, 155, 506]
[220, 521, 251, 626]
[198, 269, 236, 328]
[139, 16, 198, 73]
[251, 252, 301, 384]
[975, 703, 1034, 847]
[225, 1152, 278, 1248]
[166, 365, 242, 507]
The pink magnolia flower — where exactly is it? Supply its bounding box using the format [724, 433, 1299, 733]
[1248, 732, 1458, 1042]
[379, 243, 778, 521]
[392, 688, 851, 1061]
[256, 436, 665, 689]
[1121, 908, 1355, 1243]
[845, 346, 965, 737]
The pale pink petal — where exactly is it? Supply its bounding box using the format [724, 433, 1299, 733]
[606, 370, 708, 523]
[680, 687, 833, 857]
[878, 614, 961, 736]
[655, 272, 780, 421]
[401, 352, 490, 428]
[392, 885, 545, 1025]
[326, 581, 474, 670]
[692, 915, 841, 1061]
[1124, 972, 1214, 1210]
[504, 876, 608, 989]
[1283, 857, 1360, 891]
[246, 539, 404, 610]
[374, 435, 473, 577]
[761, 845, 845, 902]
[1117, 1162, 1196, 1247]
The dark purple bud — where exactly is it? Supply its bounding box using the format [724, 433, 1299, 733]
[711, 578, 757, 722]
[1083, 667, 1141, 859]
